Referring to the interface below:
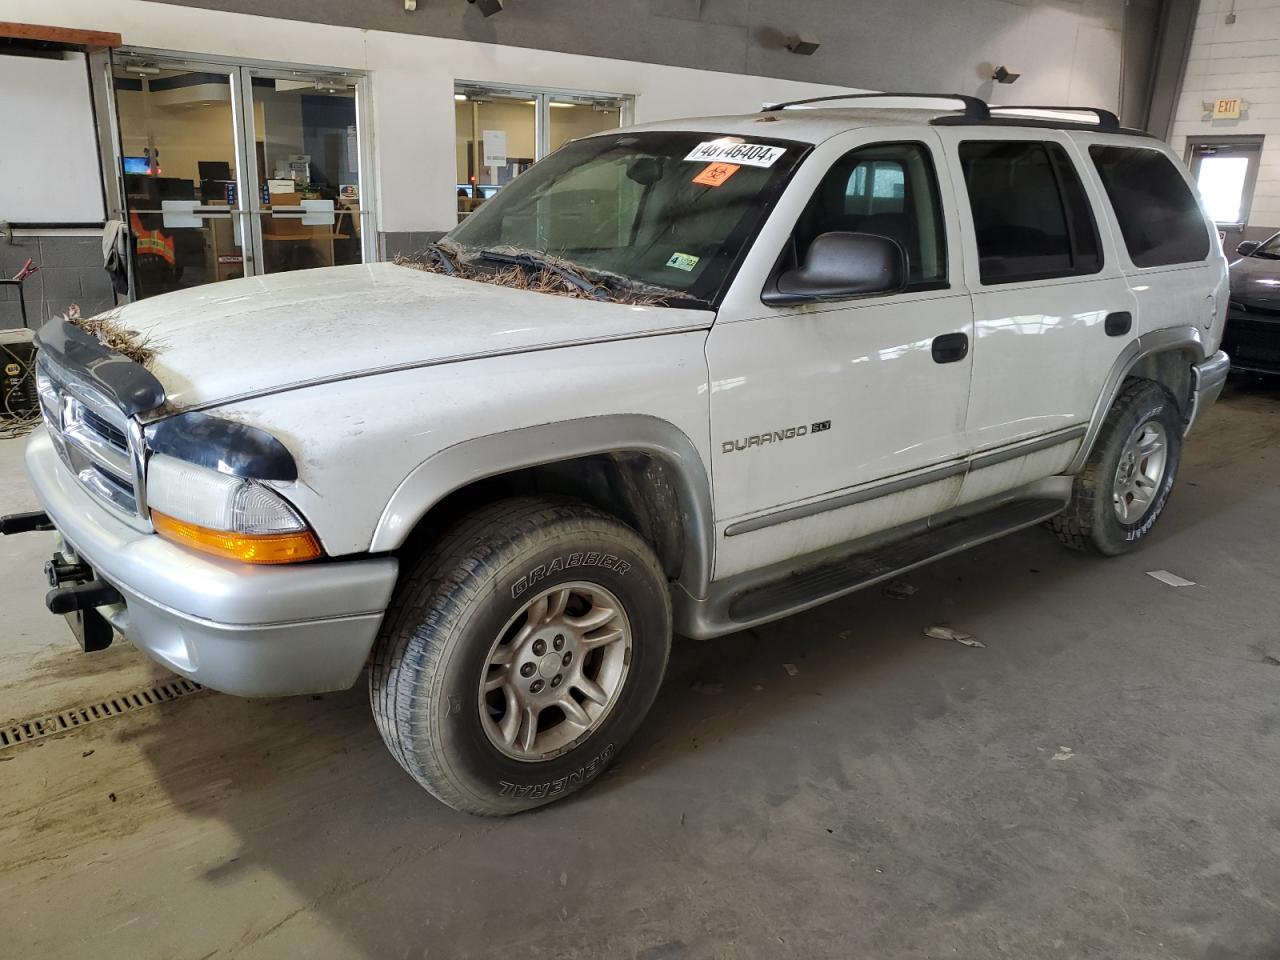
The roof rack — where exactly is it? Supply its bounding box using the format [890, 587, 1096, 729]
[987, 105, 1120, 130]
[763, 92, 990, 121]
[763, 92, 1150, 137]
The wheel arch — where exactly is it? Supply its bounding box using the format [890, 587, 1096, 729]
[1069, 325, 1207, 474]
[369, 415, 715, 598]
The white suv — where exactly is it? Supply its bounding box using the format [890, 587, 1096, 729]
[5, 94, 1230, 814]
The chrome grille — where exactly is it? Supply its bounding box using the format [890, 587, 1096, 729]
[36, 358, 148, 526]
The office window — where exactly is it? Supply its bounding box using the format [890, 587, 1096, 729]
[959, 140, 1101, 285]
[786, 142, 946, 287]
[1091, 145, 1212, 267]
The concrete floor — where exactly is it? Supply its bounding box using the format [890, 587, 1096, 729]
[1, 383, 1279, 960]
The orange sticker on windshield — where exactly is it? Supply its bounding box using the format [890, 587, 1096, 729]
[692, 162, 740, 187]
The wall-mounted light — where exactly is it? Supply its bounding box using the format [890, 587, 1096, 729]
[785, 34, 820, 56]
[404, 0, 417, 10]
[992, 65, 1021, 84]
[454, 93, 468, 101]
[468, 0, 504, 16]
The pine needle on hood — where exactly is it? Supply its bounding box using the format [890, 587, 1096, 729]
[394, 250, 671, 307]
[64, 306, 158, 367]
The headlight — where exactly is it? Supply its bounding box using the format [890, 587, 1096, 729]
[146, 453, 322, 564]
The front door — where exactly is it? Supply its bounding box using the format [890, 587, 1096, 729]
[112, 52, 373, 300]
[707, 133, 974, 580]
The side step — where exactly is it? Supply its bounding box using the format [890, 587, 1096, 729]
[726, 497, 1064, 626]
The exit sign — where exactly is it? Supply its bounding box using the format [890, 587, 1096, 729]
[1213, 98, 1242, 119]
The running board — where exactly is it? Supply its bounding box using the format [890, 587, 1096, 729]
[675, 496, 1066, 638]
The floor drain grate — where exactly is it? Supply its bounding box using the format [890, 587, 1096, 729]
[0, 678, 205, 750]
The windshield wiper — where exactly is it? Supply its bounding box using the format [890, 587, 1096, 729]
[422, 242, 458, 274]
[475, 249, 610, 301]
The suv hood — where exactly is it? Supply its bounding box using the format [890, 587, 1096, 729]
[118, 263, 713, 411]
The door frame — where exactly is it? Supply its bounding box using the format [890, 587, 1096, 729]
[1184, 134, 1264, 236]
[110, 45, 378, 297]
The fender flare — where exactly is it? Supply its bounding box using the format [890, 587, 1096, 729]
[369, 414, 716, 599]
[1068, 325, 1207, 474]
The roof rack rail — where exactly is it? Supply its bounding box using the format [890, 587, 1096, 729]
[987, 105, 1120, 130]
[763, 92, 990, 121]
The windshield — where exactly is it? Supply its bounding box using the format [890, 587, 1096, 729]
[444, 131, 808, 304]
[1252, 233, 1280, 259]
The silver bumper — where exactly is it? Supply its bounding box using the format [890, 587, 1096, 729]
[1185, 350, 1230, 435]
[25, 428, 399, 697]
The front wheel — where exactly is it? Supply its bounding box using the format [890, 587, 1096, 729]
[369, 498, 671, 815]
[1050, 379, 1183, 555]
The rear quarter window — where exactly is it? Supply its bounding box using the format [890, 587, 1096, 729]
[1088, 145, 1211, 268]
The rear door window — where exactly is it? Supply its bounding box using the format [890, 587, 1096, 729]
[958, 140, 1102, 285]
[1088, 145, 1211, 267]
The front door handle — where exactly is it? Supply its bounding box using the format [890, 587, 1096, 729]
[931, 332, 969, 364]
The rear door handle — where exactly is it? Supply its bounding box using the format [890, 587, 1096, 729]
[931, 332, 969, 364]
[1105, 311, 1132, 336]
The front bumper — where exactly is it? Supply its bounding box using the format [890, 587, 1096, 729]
[1185, 350, 1230, 435]
[24, 427, 399, 697]
[1222, 307, 1280, 374]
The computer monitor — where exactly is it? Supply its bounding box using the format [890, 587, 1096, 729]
[122, 156, 149, 175]
[198, 160, 232, 181]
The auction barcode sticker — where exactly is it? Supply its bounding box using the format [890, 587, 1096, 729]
[683, 140, 787, 168]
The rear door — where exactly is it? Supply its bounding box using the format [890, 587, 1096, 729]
[933, 128, 1138, 507]
[1085, 138, 1225, 347]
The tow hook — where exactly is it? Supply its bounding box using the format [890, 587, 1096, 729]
[0, 510, 53, 535]
[45, 580, 123, 616]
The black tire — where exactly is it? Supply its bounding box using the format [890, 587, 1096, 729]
[369, 497, 671, 815]
[1050, 379, 1183, 555]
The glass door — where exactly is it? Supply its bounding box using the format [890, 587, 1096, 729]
[242, 69, 368, 274]
[113, 56, 249, 299]
[453, 83, 631, 223]
[113, 51, 373, 299]
[454, 86, 537, 223]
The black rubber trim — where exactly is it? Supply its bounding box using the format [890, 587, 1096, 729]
[967, 426, 1087, 472]
[723, 460, 967, 537]
[146, 411, 299, 481]
[34, 319, 165, 416]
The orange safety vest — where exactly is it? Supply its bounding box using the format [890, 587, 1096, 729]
[130, 211, 176, 267]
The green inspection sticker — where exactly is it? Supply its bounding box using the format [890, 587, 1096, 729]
[666, 252, 699, 271]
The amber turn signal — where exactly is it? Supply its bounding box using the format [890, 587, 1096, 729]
[151, 511, 323, 565]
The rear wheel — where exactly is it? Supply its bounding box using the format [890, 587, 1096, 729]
[1050, 379, 1183, 555]
[369, 497, 671, 815]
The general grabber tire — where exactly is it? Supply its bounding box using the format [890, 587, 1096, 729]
[369, 497, 671, 815]
[1050, 379, 1184, 556]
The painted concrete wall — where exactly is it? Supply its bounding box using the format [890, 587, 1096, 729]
[1172, 0, 1280, 239]
[152, 0, 1136, 111]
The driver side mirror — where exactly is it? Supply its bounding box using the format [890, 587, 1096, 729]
[763, 231, 907, 306]
[1236, 240, 1260, 258]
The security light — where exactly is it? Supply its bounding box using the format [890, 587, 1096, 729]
[785, 34, 820, 56]
[992, 65, 1021, 84]
[468, 0, 504, 16]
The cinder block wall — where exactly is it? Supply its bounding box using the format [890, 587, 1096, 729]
[1172, 0, 1280, 241]
[0, 234, 116, 331]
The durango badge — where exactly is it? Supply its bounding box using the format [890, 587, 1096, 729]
[721, 421, 830, 453]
